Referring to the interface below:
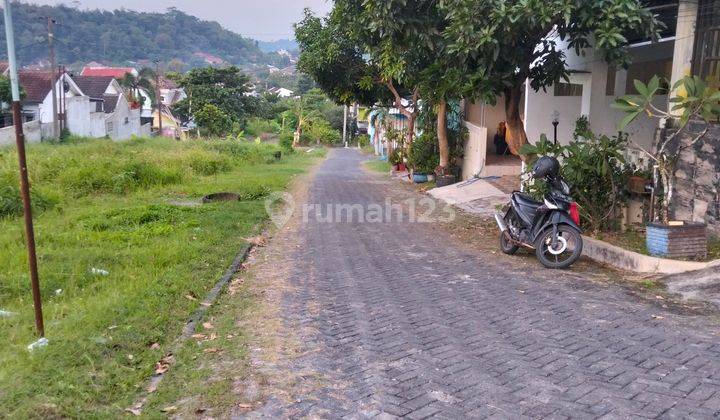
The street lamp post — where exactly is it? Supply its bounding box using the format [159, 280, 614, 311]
[551, 110, 560, 145]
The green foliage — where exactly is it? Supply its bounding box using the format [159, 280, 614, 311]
[0, 3, 281, 67]
[409, 132, 439, 174]
[0, 175, 57, 218]
[0, 75, 24, 104]
[195, 104, 233, 137]
[441, 0, 660, 100]
[171, 66, 254, 126]
[357, 134, 370, 148]
[301, 119, 341, 145]
[522, 131, 630, 233]
[279, 131, 295, 152]
[295, 9, 385, 105]
[244, 118, 281, 137]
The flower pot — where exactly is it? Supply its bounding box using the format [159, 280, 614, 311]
[646, 221, 707, 259]
[628, 176, 650, 195]
[412, 173, 428, 183]
[436, 174, 457, 188]
[398, 163, 407, 172]
[427, 174, 435, 182]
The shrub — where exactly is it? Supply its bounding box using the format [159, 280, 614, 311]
[206, 140, 281, 164]
[408, 132, 438, 174]
[301, 119, 341, 145]
[357, 134, 370, 148]
[244, 118, 281, 137]
[521, 131, 629, 233]
[279, 131, 294, 152]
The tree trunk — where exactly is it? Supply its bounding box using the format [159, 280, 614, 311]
[659, 161, 674, 224]
[437, 99, 450, 170]
[504, 84, 530, 160]
[405, 112, 416, 151]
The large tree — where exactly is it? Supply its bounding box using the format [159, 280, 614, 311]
[170, 66, 254, 125]
[440, 0, 660, 158]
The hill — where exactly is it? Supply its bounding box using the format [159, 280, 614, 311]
[258, 39, 298, 53]
[0, 4, 284, 67]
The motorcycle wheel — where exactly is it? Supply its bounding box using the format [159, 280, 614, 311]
[500, 213, 520, 255]
[534, 225, 583, 269]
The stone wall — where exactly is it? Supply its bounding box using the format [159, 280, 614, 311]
[673, 120, 720, 234]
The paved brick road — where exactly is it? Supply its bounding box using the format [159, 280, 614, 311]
[252, 149, 720, 419]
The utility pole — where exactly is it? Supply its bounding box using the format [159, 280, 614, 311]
[343, 104, 348, 148]
[5, 0, 45, 338]
[46, 17, 59, 139]
[154, 60, 163, 137]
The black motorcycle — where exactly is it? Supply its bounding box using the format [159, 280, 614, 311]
[494, 156, 583, 269]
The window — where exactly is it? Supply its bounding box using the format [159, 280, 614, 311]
[106, 122, 114, 133]
[554, 82, 583, 97]
[625, 58, 672, 94]
[606, 66, 616, 96]
[125, 117, 129, 124]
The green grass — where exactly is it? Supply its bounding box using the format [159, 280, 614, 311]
[364, 159, 391, 173]
[0, 137, 324, 418]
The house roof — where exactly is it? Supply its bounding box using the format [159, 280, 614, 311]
[0, 62, 8, 75]
[18, 70, 52, 103]
[80, 66, 136, 78]
[102, 95, 120, 114]
[72, 76, 115, 99]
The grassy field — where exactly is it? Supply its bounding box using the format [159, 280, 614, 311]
[0, 137, 323, 418]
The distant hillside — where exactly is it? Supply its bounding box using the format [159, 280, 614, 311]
[258, 39, 298, 53]
[0, 3, 282, 67]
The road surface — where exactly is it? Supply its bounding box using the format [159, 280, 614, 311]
[250, 149, 720, 419]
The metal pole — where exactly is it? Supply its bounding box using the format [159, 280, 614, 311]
[47, 17, 58, 139]
[343, 104, 348, 148]
[5, 0, 45, 337]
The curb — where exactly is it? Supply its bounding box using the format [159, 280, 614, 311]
[582, 236, 720, 275]
[128, 242, 254, 415]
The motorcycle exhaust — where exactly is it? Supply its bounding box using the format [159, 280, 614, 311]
[494, 212, 507, 232]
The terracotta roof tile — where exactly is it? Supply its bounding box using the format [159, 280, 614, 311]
[18, 70, 52, 103]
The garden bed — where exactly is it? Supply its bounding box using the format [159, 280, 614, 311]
[593, 229, 720, 262]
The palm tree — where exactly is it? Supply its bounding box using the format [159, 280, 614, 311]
[120, 67, 156, 109]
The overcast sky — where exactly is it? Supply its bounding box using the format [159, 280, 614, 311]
[19, 0, 332, 41]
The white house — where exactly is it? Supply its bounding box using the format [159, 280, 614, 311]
[462, 0, 681, 180]
[71, 75, 144, 140]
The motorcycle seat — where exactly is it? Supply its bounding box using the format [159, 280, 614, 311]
[513, 192, 542, 209]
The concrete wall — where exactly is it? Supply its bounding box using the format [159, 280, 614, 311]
[65, 96, 106, 138]
[106, 98, 141, 141]
[0, 120, 43, 146]
[673, 121, 720, 234]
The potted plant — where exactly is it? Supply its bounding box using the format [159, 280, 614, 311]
[409, 133, 439, 183]
[613, 75, 715, 259]
[434, 165, 458, 187]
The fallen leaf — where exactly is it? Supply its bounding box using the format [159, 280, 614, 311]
[161, 406, 178, 413]
[192, 333, 207, 340]
[517, 290, 525, 294]
[244, 236, 267, 247]
[200, 302, 212, 307]
[203, 347, 221, 354]
[655, 295, 665, 300]
[651, 315, 664, 320]
[203, 322, 214, 330]
[150, 343, 160, 350]
[207, 333, 218, 341]
[238, 403, 253, 409]
[226, 334, 235, 339]
[185, 294, 198, 301]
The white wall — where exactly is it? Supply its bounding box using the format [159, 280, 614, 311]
[106, 97, 141, 141]
[0, 120, 43, 146]
[524, 39, 674, 149]
[66, 96, 106, 138]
